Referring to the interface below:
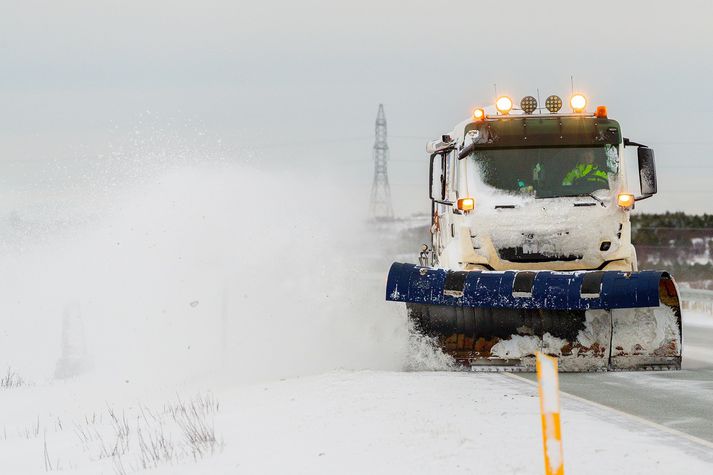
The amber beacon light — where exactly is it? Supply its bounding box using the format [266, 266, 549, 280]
[570, 94, 587, 113]
[617, 193, 635, 209]
[495, 96, 513, 115]
[457, 197, 476, 212]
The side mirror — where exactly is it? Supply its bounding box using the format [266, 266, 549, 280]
[428, 152, 453, 205]
[429, 153, 437, 200]
[637, 147, 657, 198]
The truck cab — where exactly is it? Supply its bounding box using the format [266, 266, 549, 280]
[427, 95, 658, 274]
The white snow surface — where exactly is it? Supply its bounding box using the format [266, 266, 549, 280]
[2, 371, 712, 474]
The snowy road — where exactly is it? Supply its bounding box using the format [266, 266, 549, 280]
[517, 314, 713, 444]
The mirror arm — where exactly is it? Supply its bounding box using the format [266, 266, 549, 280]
[634, 194, 654, 202]
[623, 137, 648, 148]
[458, 143, 474, 160]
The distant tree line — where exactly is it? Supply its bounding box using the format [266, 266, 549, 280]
[632, 212, 713, 230]
[632, 212, 713, 245]
[632, 212, 713, 287]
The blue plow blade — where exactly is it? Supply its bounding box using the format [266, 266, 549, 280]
[385, 262, 663, 310]
[386, 262, 682, 372]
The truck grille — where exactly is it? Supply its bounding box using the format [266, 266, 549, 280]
[498, 247, 582, 263]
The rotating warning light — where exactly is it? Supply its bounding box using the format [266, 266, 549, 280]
[595, 105, 608, 118]
[495, 96, 513, 115]
[545, 95, 563, 113]
[473, 108, 485, 120]
[617, 193, 635, 209]
[457, 197, 475, 212]
[520, 96, 538, 114]
[570, 94, 587, 113]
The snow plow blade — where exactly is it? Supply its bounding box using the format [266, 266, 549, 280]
[386, 262, 682, 371]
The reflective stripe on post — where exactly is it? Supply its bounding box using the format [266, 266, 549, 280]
[536, 352, 564, 475]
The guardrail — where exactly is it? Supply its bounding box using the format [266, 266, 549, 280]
[680, 288, 713, 315]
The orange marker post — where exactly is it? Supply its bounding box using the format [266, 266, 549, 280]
[536, 352, 564, 475]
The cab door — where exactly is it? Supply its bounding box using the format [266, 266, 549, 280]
[430, 149, 457, 264]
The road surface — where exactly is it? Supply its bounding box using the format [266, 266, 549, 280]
[516, 316, 713, 444]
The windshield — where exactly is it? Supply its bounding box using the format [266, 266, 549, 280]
[469, 145, 618, 199]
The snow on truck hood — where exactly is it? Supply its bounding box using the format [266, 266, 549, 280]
[465, 195, 627, 268]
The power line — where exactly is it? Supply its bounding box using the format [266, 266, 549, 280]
[655, 190, 713, 193]
[658, 166, 713, 169]
[635, 245, 707, 250]
[649, 141, 713, 145]
[634, 227, 713, 231]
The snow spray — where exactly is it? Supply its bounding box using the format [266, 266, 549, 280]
[0, 142, 449, 385]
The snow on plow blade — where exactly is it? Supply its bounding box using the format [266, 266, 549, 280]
[386, 262, 682, 371]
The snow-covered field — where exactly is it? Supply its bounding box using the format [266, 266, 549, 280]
[3, 369, 713, 474]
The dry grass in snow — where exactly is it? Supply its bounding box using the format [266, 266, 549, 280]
[1, 391, 221, 474]
[72, 392, 222, 474]
[1, 367, 26, 389]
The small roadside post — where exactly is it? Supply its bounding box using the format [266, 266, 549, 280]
[536, 352, 564, 475]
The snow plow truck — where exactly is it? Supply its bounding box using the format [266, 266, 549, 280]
[386, 93, 682, 371]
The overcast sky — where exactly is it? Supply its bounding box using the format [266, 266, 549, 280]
[2, 0, 713, 215]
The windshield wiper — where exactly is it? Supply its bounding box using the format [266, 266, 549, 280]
[581, 193, 606, 207]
